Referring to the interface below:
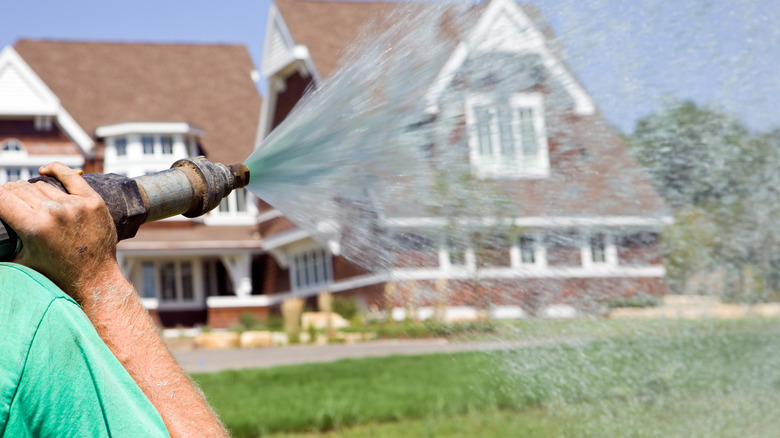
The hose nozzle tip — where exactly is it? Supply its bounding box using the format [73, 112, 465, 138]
[229, 163, 250, 188]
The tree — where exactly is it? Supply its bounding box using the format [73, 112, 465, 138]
[629, 100, 751, 209]
[629, 100, 780, 301]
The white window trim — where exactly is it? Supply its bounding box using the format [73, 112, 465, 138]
[581, 231, 618, 269]
[439, 243, 476, 272]
[0, 138, 25, 153]
[205, 189, 260, 226]
[465, 92, 549, 179]
[289, 245, 333, 293]
[510, 232, 547, 269]
[136, 258, 204, 310]
[103, 133, 194, 178]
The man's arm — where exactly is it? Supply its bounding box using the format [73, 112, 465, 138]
[0, 163, 229, 438]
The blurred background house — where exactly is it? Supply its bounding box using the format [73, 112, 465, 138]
[0, 40, 263, 326]
[0, 0, 670, 327]
[252, 0, 671, 322]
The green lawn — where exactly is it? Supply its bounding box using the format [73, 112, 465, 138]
[192, 318, 780, 437]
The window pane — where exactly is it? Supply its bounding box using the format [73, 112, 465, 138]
[2, 140, 22, 151]
[474, 107, 494, 158]
[142, 136, 155, 155]
[161, 136, 173, 155]
[236, 189, 247, 212]
[447, 238, 467, 266]
[317, 250, 329, 283]
[519, 235, 535, 264]
[203, 260, 214, 296]
[115, 138, 127, 156]
[6, 168, 21, 182]
[218, 197, 230, 212]
[141, 262, 157, 299]
[293, 249, 331, 289]
[160, 262, 177, 301]
[294, 255, 304, 289]
[181, 262, 194, 300]
[498, 106, 516, 160]
[519, 108, 538, 161]
[591, 233, 607, 263]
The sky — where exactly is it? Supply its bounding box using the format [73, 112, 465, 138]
[2, 0, 778, 134]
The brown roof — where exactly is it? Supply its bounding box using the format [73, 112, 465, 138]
[275, 0, 398, 79]
[14, 39, 262, 165]
[275, 1, 556, 81]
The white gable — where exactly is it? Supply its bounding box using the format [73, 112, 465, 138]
[0, 46, 59, 116]
[261, 3, 317, 80]
[426, 0, 595, 116]
[0, 46, 94, 155]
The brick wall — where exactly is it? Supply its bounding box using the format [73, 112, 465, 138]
[207, 306, 270, 329]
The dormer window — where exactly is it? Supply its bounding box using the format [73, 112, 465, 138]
[466, 93, 549, 179]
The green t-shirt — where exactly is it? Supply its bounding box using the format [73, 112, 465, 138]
[0, 263, 169, 437]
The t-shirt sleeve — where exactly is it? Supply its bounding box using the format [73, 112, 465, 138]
[3, 297, 170, 437]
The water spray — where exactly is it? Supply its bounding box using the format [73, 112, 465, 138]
[0, 156, 250, 261]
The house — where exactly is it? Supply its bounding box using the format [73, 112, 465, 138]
[0, 40, 263, 327]
[249, 0, 671, 321]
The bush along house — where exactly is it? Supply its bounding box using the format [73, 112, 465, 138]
[250, 0, 672, 322]
[0, 40, 264, 327]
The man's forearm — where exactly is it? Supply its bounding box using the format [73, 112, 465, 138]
[80, 264, 229, 438]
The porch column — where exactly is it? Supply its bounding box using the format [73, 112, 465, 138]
[220, 253, 252, 298]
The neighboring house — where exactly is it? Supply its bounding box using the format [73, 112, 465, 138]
[0, 40, 263, 327]
[250, 0, 672, 321]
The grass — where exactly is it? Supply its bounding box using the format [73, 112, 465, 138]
[192, 318, 780, 437]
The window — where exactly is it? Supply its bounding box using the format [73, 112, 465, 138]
[141, 262, 156, 299]
[446, 237, 467, 267]
[181, 262, 194, 300]
[115, 137, 127, 156]
[142, 136, 155, 155]
[6, 168, 21, 182]
[160, 262, 177, 301]
[519, 235, 536, 264]
[1, 167, 37, 184]
[216, 189, 249, 213]
[161, 136, 174, 155]
[140, 260, 198, 303]
[292, 248, 331, 290]
[467, 93, 548, 178]
[1, 139, 23, 152]
[590, 233, 607, 264]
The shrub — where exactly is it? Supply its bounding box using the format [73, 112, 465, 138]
[605, 293, 662, 309]
[332, 296, 359, 320]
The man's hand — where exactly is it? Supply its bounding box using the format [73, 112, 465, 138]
[0, 162, 118, 303]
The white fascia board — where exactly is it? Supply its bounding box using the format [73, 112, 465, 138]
[425, 0, 594, 116]
[56, 107, 94, 155]
[0, 46, 94, 155]
[96, 122, 204, 138]
[117, 241, 263, 254]
[257, 208, 283, 223]
[381, 215, 673, 228]
[262, 228, 312, 251]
